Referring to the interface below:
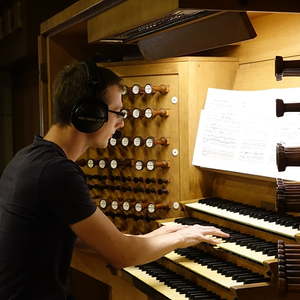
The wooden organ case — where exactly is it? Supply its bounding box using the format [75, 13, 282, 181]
[39, 2, 300, 300]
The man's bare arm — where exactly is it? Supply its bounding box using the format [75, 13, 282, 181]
[70, 208, 229, 268]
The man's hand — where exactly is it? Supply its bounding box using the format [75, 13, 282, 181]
[71, 208, 230, 268]
[144, 224, 189, 238]
[174, 224, 230, 247]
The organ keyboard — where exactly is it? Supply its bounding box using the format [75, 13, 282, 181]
[162, 217, 277, 264]
[117, 195, 300, 300]
[123, 262, 222, 300]
[185, 198, 300, 239]
[164, 248, 267, 288]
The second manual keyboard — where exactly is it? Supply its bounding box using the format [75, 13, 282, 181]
[186, 197, 300, 238]
[163, 217, 277, 264]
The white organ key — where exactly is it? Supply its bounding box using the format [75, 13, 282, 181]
[217, 242, 275, 263]
[186, 202, 300, 238]
[160, 221, 177, 226]
[123, 266, 189, 300]
[165, 252, 243, 289]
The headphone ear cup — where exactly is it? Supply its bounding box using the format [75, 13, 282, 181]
[71, 99, 108, 133]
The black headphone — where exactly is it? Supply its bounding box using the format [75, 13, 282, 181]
[70, 61, 109, 133]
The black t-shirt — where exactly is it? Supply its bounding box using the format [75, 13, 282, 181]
[0, 136, 96, 300]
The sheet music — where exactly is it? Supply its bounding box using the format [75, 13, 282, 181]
[192, 88, 300, 180]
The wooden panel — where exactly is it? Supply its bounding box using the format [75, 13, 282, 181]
[228, 13, 300, 64]
[212, 173, 276, 208]
[40, 0, 102, 34]
[71, 248, 149, 300]
[183, 61, 238, 200]
[38, 35, 48, 135]
[233, 283, 277, 300]
[176, 0, 300, 13]
[46, 37, 80, 128]
[70, 268, 111, 300]
[234, 57, 300, 90]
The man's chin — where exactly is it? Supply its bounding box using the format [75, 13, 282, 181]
[99, 140, 109, 149]
[90, 140, 108, 149]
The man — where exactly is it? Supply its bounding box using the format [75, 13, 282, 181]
[0, 62, 229, 299]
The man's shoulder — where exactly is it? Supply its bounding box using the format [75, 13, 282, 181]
[41, 157, 83, 180]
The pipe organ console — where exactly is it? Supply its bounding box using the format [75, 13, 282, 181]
[71, 57, 299, 300]
[39, 4, 300, 300]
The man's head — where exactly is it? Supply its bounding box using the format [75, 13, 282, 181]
[53, 62, 124, 148]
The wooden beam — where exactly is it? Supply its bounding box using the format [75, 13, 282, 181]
[40, 0, 125, 36]
[179, 0, 300, 13]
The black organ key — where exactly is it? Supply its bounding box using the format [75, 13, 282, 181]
[175, 247, 268, 285]
[173, 217, 277, 259]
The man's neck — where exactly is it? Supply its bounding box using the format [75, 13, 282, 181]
[44, 124, 88, 161]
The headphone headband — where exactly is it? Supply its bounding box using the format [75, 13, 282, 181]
[70, 60, 109, 133]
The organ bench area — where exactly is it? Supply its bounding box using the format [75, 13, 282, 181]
[71, 58, 299, 300]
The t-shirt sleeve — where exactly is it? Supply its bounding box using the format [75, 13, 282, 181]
[39, 159, 96, 225]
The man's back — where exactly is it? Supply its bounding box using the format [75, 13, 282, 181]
[0, 136, 96, 299]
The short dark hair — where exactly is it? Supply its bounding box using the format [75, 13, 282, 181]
[52, 62, 122, 126]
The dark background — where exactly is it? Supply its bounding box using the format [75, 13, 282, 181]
[0, 0, 78, 174]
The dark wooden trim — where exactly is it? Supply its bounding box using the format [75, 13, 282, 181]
[38, 34, 48, 135]
[179, 0, 300, 13]
[41, 0, 126, 37]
